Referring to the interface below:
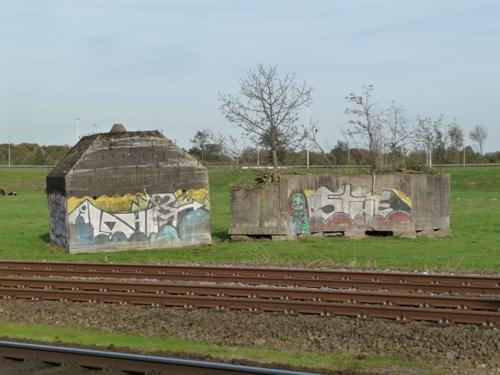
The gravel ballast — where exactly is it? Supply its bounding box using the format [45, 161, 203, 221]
[0, 300, 498, 374]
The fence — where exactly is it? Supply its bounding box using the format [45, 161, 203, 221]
[1, 163, 500, 170]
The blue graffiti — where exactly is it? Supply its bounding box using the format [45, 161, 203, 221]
[150, 224, 179, 244]
[178, 209, 210, 243]
[110, 232, 127, 243]
[74, 214, 93, 244]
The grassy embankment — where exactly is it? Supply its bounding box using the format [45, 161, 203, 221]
[0, 321, 425, 373]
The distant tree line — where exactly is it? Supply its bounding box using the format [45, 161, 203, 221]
[0, 66, 495, 171]
[341, 85, 490, 171]
[0, 135, 496, 168]
[188, 138, 500, 168]
[192, 66, 495, 172]
[2, 140, 497, 168]
[0, 143, 69, 166]
[190, 77, 495, 169]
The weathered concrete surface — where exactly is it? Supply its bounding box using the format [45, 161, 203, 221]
[47, 125, 211, 253]
[229, 173, 450, 239]
[230, 181, 289, 237]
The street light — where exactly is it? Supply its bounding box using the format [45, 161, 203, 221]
[304, 125, 318, 169]
[304, 128, 309, 169]
[75, 117, 80, 142]
[8, 134, 12, 167]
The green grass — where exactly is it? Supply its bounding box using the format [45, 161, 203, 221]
[0, 166, 499, 272]
[0, 320, 425, 373]
[0, 166, 496, 373]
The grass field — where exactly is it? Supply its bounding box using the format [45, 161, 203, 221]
[0, 166, 499, 272]
[0, 166, 498, 373]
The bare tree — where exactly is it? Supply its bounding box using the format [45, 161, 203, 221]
[414, 115, 444, 168]
[448, 123, 464, 164]
[302, 120, 334, 169]
[384, 101, 413, 167]
[344, 85, 386, 171]
[219, 64, 313, 181]
[190, 130, 210, 161]
[448, 123, 464, 150]
[470, 125, 488, 155]
[207, 131, 243, 166]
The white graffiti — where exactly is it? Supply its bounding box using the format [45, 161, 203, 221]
[148, 193, 203, 228]
[309, 185, 410, 223]
[68, 193, 205, 242]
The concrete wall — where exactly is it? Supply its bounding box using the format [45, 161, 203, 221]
[47, 131, 211, 253]
[230, 181, 288, 236]
[229, 173, 450, 239]
[47, 175, 69, 248]
[64, 189, 211, 253]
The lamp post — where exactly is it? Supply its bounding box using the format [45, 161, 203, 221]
[305, 109, 310, 169]
[304, 124, 317, 169]
[347, 142, 350, 165]
[8, 134, 12, 167]
[305, 130, 310, 169]
[75, 117, 80, 142]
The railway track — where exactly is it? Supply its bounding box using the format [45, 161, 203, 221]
[1, 260, 499, 294]
[1, 285, 498, 326]
[0, 261, 498, 326]
[0, 276, 498, 311]
[0, 340, 311, 374]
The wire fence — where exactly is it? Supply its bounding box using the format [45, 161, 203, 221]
[1, 163, 500, 170]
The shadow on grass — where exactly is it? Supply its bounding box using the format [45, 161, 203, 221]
[38, 233, 50, 243]
[211, 230, 230, 241]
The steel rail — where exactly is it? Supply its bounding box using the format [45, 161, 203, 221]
[1, 261, 498, 287]
[0, 276, 498, 311]
[0, 261, 500, 294]
[0, 340, 313, 374]
[0, 267, 497, 295]
[1, 286, 498, 326]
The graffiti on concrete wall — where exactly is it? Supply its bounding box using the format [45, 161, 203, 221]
[289, 184, 412, 234]
[48, 192, 68, 247]
[66, 189, 210, 247]
[290, 192, 310, 235]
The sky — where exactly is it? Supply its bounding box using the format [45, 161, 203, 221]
[1, 0, 499, 152]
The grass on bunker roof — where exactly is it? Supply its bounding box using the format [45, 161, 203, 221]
[0, 166, 499, 272]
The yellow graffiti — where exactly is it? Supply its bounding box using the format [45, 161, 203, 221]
[175, 188, 210, 209]
[67, 193, 149, 214]
[67, 189, 210, 214]
[392, 189, 413, 208]
[303, 189, 315, 197]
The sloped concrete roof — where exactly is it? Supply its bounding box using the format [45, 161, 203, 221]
[48, 126, 193, 177]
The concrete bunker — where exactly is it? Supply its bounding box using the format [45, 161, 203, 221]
[47, 124, 211, 253]
[229, 173, 450, 240]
